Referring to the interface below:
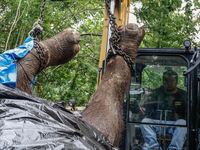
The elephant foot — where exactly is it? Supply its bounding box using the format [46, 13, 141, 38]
[117, 23, 145, 63]
[41, 28, 82, 67]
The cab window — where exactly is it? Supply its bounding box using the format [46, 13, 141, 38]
[126, 55, 188, 150]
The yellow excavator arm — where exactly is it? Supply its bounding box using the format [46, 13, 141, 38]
[97, 0, 130, 86]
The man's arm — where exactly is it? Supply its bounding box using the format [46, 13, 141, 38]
[139, 87, 161, 116]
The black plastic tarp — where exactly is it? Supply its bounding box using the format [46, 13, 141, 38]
[0, 84, 117, 150]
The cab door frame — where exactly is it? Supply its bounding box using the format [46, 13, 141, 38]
[120, 48, 199, 150]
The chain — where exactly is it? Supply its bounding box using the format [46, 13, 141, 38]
[40, 0, 47, 21]
[33, 39, 46, 73]
[29, 0, 46, 40]
[19, 0, 46, 85]
[31, 0, 46, 72]
[105, 0, 134, 74]
[16, 40, 46, 85]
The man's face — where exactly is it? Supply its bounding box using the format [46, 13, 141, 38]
[163, 76, 178, 92]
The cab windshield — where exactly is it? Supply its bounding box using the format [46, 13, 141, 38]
[127, 55, 188, 150]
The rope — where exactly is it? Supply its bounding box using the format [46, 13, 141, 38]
[28, 0, 46, 40]
[17, 60, 35, 85]
[28, 19, 43, 39]
[21, 0, 47, 87]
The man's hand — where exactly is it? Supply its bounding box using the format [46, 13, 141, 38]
[140, 107, 146, 115]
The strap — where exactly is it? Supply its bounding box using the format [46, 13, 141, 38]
[17, 61, 35, 85]
[28, 49, 42, 62]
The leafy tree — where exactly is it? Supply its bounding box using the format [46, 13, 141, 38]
[0, 0, 199, 107]
[129, 0, 199, 93]
[34, 0, 105, 105]
[0, 0, 104, 106]
[131, 0, 200, 48]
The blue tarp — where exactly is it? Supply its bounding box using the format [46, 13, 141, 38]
[0, 36, 34, 88]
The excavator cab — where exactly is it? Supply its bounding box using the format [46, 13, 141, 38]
[120, 45, 200, 150]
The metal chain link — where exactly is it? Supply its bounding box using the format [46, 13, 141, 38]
[18, 0, 47, 85]
[29, 0, 46, 40]
[33, 39, 46, 73]
[32, 0, 47, 73]
[105, 0, 134, 74]
[40, 0, 47, 21]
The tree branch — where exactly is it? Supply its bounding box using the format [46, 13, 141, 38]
[5, 0, 26, 51]
[85, 7, 105, 11]
[42, 7, 71, 39]
[15, 25, 22, 47]
[74, 54, 99, 62]
[84, 44, 94, 53]
[5, 0, 22, 51]
[188, 38, 200, 47]
[194, 13, 200, 22]
[42, 53, 99, 75]
[43, 65, 62, 75]
[41, 70, 50, 82]
[74, 54, 90, 58]
[42, 17, 66, 39]
[43, 0, 99, 40]
[130, 11, 137, 16]
[81, 33, 102, 36]
[62, 0, 92, 30]
[81, 39, 101, 45]
[42, 1, 78, 40]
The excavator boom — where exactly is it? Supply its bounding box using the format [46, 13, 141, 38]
[97, 0, 130, 86]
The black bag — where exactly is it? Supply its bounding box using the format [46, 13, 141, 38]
[0, 84, 117, 150]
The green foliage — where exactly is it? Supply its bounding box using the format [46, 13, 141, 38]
[0, 0, 104, 106]
[141, 66, 187, 91]
[131, 0, 200, 48]
[1, 0, 199, 106]
[33, 0, 104, 106]
[142, 66, 163, 90]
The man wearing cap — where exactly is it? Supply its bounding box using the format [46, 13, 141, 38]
[140, 70, 187, 150]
